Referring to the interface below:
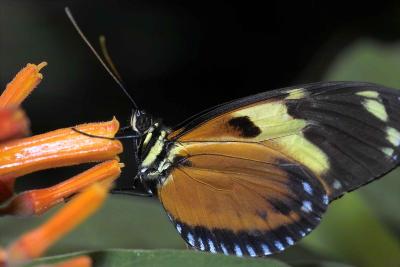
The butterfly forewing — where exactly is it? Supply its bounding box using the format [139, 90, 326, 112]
[157, 81, 400, 256]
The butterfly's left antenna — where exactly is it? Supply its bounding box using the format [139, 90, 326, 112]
[64, 7, 139, 110]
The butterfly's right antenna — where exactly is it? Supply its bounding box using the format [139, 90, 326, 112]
[64, 7, 139, 109]
[99, 35, 123, 82]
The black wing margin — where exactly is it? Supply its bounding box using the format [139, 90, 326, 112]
[285, 82, 400, 199]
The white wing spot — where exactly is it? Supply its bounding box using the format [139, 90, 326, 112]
[299, 231, 306, 237]
[333, 180, 342, 190]
[301, 200, 313, 213]
[234, 245, 243, 257]
[220, 243, 229, 255]
[246, 245, 256, 257]
[208, 239, 217, 253]
[274, 241, 284, 251]
[386, 127, 400, 146]
[285, 88, 307, 100]
[187, 233, 195, 246]
[382, 147, 394, 157]
[198, 238, 205, 251]
[356, 90, 379, 98]
[323, 195, 329, 205]
[176, 224, 182, 234]
[302, 181, 313, 195]
[286, 237, 294, 246]
[261, 244, 271, 255]
[362, 99, 388, 122]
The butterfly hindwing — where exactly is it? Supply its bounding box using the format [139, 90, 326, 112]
[157, 81, 400, 256]
[158, 143, 328, 256]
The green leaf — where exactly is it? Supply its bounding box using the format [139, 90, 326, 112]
[292, 261, 355, 267]
[302, 193, 400, 267]
[26, 249, 291, 267]
[0, 197, 185, 255]
[324, 39, 400, 88]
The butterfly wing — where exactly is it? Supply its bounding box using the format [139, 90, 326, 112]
[159, 81, 400, 256]
[169, 81, 400, 199]
[159, 142, 328, 256]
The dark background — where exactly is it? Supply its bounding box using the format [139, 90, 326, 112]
[1, 1, 400, 266]
[2, 1, 400, 188]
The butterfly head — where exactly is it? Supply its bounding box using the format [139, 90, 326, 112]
[130, 109, 153, 135]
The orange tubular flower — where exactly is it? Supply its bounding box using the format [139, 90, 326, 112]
[0, 62, 46, 203]
[1, 160, 122, 216]
[0, 62, 47, 108]
[6, 181, 113, 266]
[0, 62, 126, 267]
[0, 177, 14, 204]
[0, 109, 29, 142]
[0, 118, 122, 180]
[0, 249, 5, 267]
[49, 256, 92, 267]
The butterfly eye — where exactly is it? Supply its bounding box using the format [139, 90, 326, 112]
[131, 110, 153, 134]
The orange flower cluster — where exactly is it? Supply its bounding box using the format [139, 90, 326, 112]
[0, 63, 124, 267]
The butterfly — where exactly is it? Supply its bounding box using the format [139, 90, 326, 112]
[127, 82, 400, 257]
[65, 7, 400, 258]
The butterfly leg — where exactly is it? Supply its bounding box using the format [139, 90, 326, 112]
[110, 188, 153, 197]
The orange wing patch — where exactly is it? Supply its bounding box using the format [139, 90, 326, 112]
[158, 142, 328, 256]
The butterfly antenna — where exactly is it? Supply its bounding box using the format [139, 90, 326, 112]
[99, 35, 123, 81]
[64, 7, 139, 109]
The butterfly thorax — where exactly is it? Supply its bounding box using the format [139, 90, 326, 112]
[137, 121, 177, 189]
